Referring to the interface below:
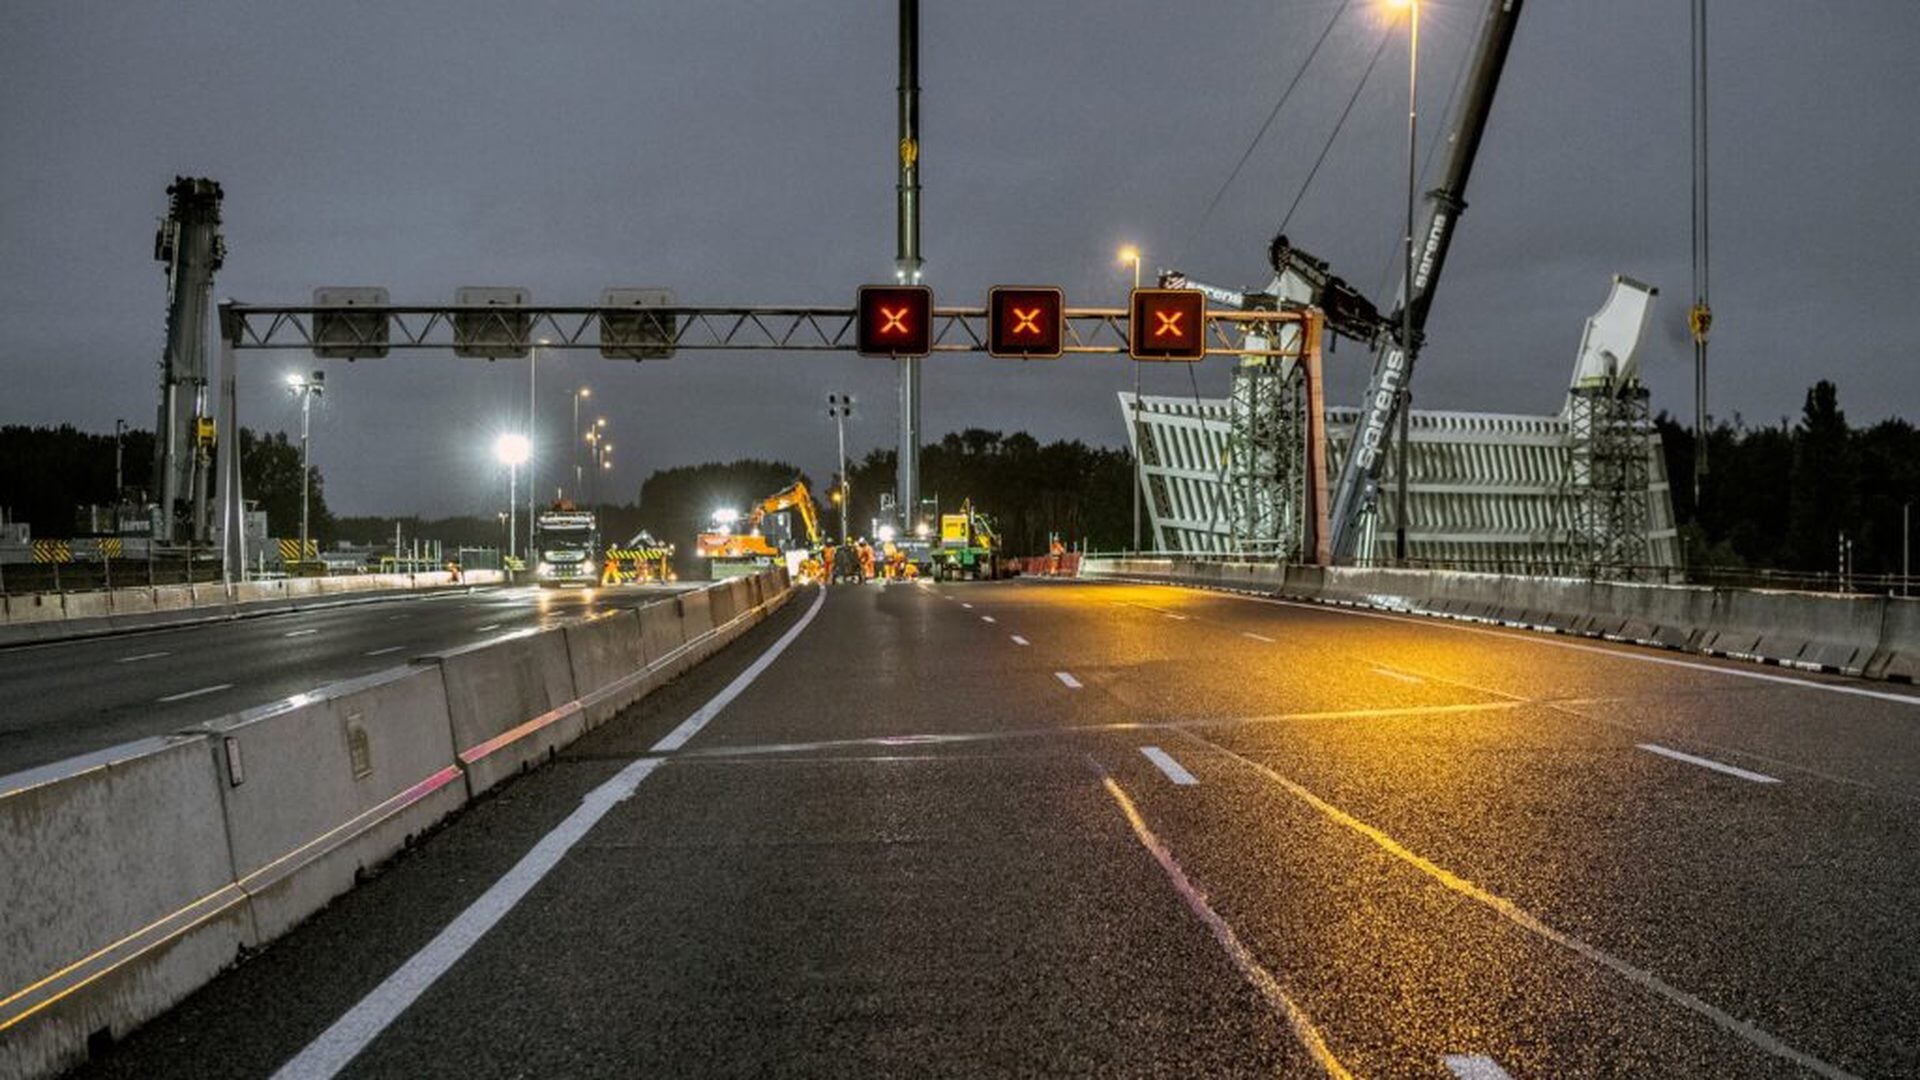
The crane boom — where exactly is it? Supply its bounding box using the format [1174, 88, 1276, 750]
[1327, 0, 1525, 562]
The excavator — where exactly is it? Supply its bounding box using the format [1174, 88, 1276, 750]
[695, 480, 825, 581]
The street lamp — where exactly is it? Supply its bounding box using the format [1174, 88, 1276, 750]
[495, 433, 530, 562]
[828, 393, 855, 541]
[572, 386, 591, 502]
[286, 371, 326, 562]
[528, 338, 549, 546]
[1119, 244, 1143, 552]
[1391, 0, 1418, 562]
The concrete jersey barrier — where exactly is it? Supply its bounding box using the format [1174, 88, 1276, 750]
[0, 738, 251, 1080]
[1082, 556, 1916, 683]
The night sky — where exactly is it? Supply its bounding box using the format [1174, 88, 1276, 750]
[3, 1, 1915, 518]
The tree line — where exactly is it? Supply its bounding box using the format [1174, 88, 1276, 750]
[1657, 380, 1917, 576]
[0, 424, 331, 541]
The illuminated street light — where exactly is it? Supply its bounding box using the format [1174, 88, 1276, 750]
[572, 386, 592, 501]
[1119, 244, 1144, 552]
[286, 371, 326, 564]
[495, 433, 530, 562]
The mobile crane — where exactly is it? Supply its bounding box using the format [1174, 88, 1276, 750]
[1162, 0, 1525, 564]
[695, 480, 824, 580]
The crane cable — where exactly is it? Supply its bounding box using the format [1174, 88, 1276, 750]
[1195, 1, 1354, 236]
[1279, 28, 1394, 235]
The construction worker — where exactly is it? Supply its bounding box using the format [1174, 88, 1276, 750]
[857, 539, 877, 583]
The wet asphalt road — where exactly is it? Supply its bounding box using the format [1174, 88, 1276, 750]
[0, 583, 692, 777]
[65, 579, 1920, 1078]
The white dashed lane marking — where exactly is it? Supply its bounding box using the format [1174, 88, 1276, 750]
[1054, 672, 1082, 689]
[1140, 746, 1199, 785]
[157, 683, 233, 703]
[1639, 743, 1781, 784]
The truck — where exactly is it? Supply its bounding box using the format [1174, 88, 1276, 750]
[931, 499, 999, 581]
[532, 502, 600, 588]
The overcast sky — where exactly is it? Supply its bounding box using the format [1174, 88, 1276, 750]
[3, 1, 1915, 518]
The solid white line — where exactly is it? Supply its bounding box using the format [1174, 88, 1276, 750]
[284, 629, 318, 638]
[1443, 1055, 1516, 1080]
[157, 683, 232, 703]
[364, 646, 404, 657]
[474, 623, 501, 633]
[1010, 635, 1030, 646]
[981, 615, 996, 623]
[115, 651, 171, 664]
[1101, 777, 1353, 1078]
[1371, 666, 1423, 684]
[1140, 746, 1199, 785]
[1638, 743, 1781, 784]
[651, 586, 828, 752]
[1241, 632, 1274, 643]
[1055, 671, 1082, 689]
[270, 758, 662, 1080]
[1226, 591, 1920, 709]
[275, 587, 826, 1080]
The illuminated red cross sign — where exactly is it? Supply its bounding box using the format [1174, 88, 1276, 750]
[1128, 288, 1207, 362]
[987, 286, 1064, 359]
[856, 285, 934, 357]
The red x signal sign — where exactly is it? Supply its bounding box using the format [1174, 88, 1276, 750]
[987, 286, 1064, 359]
[1128, 288, 1207, 361]
[857, 285, 934, 357]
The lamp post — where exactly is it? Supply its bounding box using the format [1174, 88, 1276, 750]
[528, 339, 548, 549]
[1119, 244, 1143, 552]
[286, 371, 326, 561]
[1389, 0, 1418, 564]
[572, 386, 591, 502]
[495, 433, 530, 563]
[828, 393, 855, 541]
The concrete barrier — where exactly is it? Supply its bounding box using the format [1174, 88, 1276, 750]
[0, 738, 251, 1080]
[1868, 597, 1919, 681]
[677, 588, 717, 663]
[563, 611, 658, 727]
[639, 598, 690, 678]
[1081, 555, 1916, 683]
[192, 666, 466, 942]
[426, 628, 581, 796]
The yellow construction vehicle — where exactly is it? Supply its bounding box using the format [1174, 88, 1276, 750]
[696, 480, 824, 580]
[931, 498, 1000, 581]
[601, 531, 676, 585]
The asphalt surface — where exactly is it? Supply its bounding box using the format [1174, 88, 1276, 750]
[63, 579, 1920, 1078]
[0, 582, 693, 777]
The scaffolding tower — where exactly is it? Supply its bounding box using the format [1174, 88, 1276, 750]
[1564, 378, 1653, 577]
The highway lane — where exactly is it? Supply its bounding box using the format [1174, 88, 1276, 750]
[0, 582, 693, 777]
[69, 578, 1920, 1078]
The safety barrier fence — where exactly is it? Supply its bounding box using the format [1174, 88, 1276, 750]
[0, 569, 793, 1080]
[1080, 557, 1918, 683]
[1007, 553, 1082, 578]
[0, 570, 507, 646]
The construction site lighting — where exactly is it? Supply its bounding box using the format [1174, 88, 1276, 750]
[495, 433, 530, 466]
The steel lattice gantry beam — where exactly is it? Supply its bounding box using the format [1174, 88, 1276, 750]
[216, 303, 1314, 359]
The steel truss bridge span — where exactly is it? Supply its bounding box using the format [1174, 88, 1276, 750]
[217, 302, 1316, 359]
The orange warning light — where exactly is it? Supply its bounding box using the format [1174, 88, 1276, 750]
[1129, 288, 1206, 361]
[857, 285, 933, 357]
[987, 286, 1064, 359]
